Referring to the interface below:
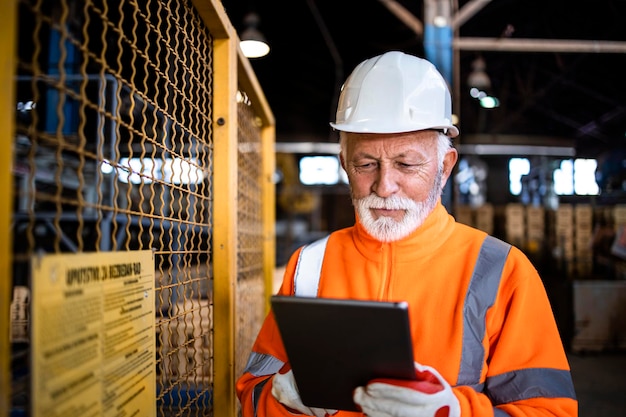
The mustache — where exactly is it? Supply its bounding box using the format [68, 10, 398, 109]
[358, 194, 417, 211]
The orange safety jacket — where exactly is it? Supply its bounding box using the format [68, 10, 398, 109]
[236, 203, 578, 416]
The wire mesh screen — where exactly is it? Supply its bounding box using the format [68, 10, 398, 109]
[7, 0, 257, 415]
[234, 97, 266, 383]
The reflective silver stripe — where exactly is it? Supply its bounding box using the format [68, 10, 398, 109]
[243, 351, 285, 377]
[294, 235, 329, 297]
[486, 368, 577, 404]
[458, 235, 511, 386]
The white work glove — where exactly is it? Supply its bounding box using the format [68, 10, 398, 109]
[353, 362, 461, 417]
[271, 369, 338, 417]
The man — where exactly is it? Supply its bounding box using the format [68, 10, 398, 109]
[236, 51, 577, 416]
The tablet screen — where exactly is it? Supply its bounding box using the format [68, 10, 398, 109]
[271, 295, 417, 411]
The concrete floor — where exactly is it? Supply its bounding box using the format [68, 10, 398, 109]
[568, 351, 626, 415]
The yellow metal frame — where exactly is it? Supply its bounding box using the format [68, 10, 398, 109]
[0, 1, 17, 416]
[194, 1, 275, 416]
[1, 1, 275, 415]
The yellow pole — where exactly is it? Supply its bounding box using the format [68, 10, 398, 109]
[211, 33, 239, 417]
[0, 1, 17, 416]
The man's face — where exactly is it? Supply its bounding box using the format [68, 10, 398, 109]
[340, 130, 457, 241]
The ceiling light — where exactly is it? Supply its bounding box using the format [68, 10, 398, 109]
[467, 57, 491, 90]
[433, 15, 448, 27]
[479, 96, 500, 109]
[240, 12, 270, 59]
[467, 56, 499, 109]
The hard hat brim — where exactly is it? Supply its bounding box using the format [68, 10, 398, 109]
[330, 122, 459, 138]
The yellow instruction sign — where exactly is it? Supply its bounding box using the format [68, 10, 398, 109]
[31, 250, 156, 417]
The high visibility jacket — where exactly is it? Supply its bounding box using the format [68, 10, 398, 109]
[236, 203, 578, 416]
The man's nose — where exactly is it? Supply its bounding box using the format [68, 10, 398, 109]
[372, 166, 399, 198]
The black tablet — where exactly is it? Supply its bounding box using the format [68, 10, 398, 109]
[270, 295, 417, 411]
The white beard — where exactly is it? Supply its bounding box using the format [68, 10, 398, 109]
[354, 170, 442, 242]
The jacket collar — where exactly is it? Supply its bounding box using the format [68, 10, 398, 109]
[352, 202, 456, 261]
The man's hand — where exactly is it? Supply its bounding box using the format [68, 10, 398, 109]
[271, 369, 338, 417]
[353, 362, 461, 417]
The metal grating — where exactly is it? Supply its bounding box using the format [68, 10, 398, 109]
[9, 0, 234, 415]
[234, 96, 265, 384]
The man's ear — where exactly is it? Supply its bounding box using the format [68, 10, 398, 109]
[441, 148, 459, 187]
[339, 153, 346, 171]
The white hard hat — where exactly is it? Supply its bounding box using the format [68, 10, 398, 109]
[330, 51, 459, 137]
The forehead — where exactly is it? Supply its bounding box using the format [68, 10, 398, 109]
[345, 130, 439, 155]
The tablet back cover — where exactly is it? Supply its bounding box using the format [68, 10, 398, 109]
[270, 295, 416, 411]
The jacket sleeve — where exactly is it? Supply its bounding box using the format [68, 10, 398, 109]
[454, 245, 578, 416]
[236, 252, 300, 417]
[235, 310, 298, 416]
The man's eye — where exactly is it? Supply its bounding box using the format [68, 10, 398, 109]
[397, 162, 422, 170]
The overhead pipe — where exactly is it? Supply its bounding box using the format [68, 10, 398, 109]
[377, 0, 424, 37]
[454, 37, 626, 53]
